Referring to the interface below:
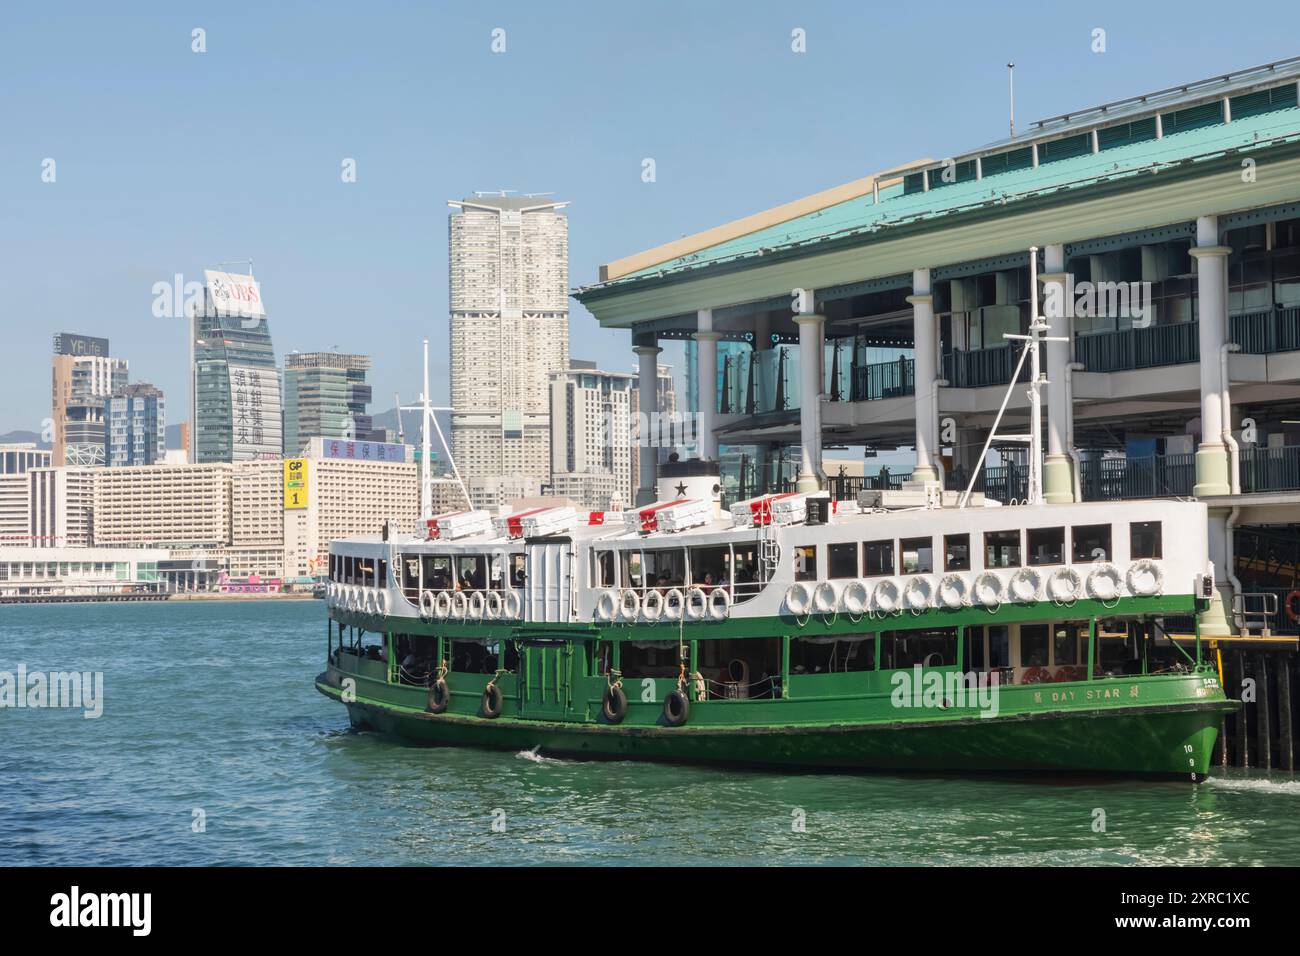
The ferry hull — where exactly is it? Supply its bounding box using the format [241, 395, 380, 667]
[317, 673, 1231, 778]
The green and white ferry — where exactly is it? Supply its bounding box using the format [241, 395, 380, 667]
[318, 325, 1236, 779]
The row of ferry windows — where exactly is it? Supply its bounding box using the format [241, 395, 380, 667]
[792, 521, 1162, 581]
[330, 554, 388, 587]
[593, 544, 769, 597]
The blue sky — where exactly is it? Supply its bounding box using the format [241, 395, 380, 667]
[2, 0, 1296, 435]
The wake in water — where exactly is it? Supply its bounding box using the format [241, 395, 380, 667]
[1205, 774, 1300, 794]
[515, 746, 568, 765]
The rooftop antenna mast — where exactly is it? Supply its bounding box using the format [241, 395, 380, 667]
[1008, 62, 1016, 137]
[958, 247, 1068, 508]
[393, 391, 405, 444]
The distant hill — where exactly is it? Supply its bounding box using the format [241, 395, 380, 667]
[0, 430, 48, 448]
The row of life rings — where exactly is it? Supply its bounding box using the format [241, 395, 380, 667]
[327, 583, 389, 616]
[419, 588, 522, 622]
[593, 587, 731, 624]
[784, 560, 1164, 615]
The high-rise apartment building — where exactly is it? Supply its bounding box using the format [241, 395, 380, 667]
[190, 269, 282, 463]
[448, 194, 569, 504]
[282, 352, 384, 456]
[105, 382, 165, 467]
[51, 333, 128, 466]
[548, 360, 634, 510]
[0, 443, 52, 475]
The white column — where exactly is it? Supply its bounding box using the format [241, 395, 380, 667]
[634, 341, 662, 505]
[794, 291, 824, 493]
[694, 309, 720, 461]
[1191, 215, 1232, 498]
[908, 268, 939, 482]
[1041, 243, 1075, 502]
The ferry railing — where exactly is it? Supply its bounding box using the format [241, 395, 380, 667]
[1232, 592, 1280, 637]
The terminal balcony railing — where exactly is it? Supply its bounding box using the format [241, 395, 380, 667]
[1078, 454, 1196, 500]
[1240, 445, 1300, 493]
[1073, 321, 1200, 373]
[1230, 305, 1300, 354]
[850, 357, 915, 402]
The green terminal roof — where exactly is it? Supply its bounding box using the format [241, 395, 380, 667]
[586, 101, 1300, 294]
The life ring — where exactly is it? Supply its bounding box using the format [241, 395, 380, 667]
[842, 580, 869, 615]
[485, 590, 503, 619]
[785, 582, 814, 615]
[427, 677, 449, 714]
[1087, 564, 1122, 601]
[450, 590, 469, 619]
[663, 688, 690, 727]
[813, 581, 840, 615]
[937, 574, 967, 609]
[619, 588, 642, 623]
[467, 590, 486, 619]
[595, 589, 618, 623]
[664, 588, 685, 621]
[642, 588, 664, 622]
[434, 591, 452, 620]
[376, 590, 389, 615]
[481, 684, 503, 719]
[1286, 590, 1300, 623]
[973, 572, 1003, 609]
[709, 587, 731, 621]
[904, 576, 933, 612]
[602, 684, 628, 723]
[1048, 567, 1082, 604]
[1125, 559, 1163, 597]
[327, 582, 337, 603]
[1009, 568, 1042, 604]
[685, 587, 709, 621]
[419, 589, 436, 620]
[872, 579, 900, 614]
[503, 590, 522, 620]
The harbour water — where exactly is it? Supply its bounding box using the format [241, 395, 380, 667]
[2, 600, 1298, 866]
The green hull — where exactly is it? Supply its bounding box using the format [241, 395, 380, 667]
[317, 668, 1234, 778]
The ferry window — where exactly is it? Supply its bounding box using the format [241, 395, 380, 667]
[644, 548, 686, 589]
[486, 554, 506, 591]
[594, 551, 616, 588]
[1072, 524, 1112, 562]
[422, 555, 452, 590]
[828, 542, 858, 579]
[791, 634, 875, 674]
[344, 556, 355, 583]
[1131, 521, 1162, 560]
[793, 546, 817, 582]
[985, 530, 1022, 568]
[689, 546, 729, 588]
[966, 625, 1010, 671]
[510, 554, 526, 588]
[450, 640, 498, 674]
[900, 537, 933, 574]
[1019, 624, 1049, 667]
[621, 550, 643, 590]
[619, 640, 682, 679]
[1027, 527, 1065, 566]
[592, 641, 614, 677]
[880, 628, 957, 669]
[944, 534, 970, 571]
[730, 544, 764, 603]
[456, 555, 487, 590]
[1053, 624, 1082, 666]
[863, 539, 895, 577]
[696, 637, 782, 698]
[400, 555, 420, 593]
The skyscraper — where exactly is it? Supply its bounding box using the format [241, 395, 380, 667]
[190, 269, 282, 463]
[105, 382, 165, 467]
[282, 352, 384, 456]
[549, 360, 634, 510]
[51, 332, 128, 466]
[448, 195, 569, 508]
